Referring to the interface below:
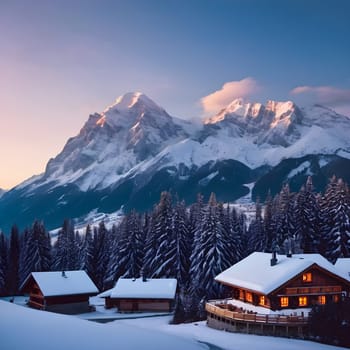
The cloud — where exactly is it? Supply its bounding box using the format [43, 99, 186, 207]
[290, 85, 350, 107]
[201, 78, 259, 115]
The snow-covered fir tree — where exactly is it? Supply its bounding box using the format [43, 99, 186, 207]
[322, 176, 350, 263]
[144, 191, 175, 278]
[0, 232, 8, 295]
[190, 193, 237, 317]
[247, 199, 266, 253]
[275, 184, 296, 253]
[294, 177, 320, 253]
[51, 219, 79, 271]
[19, 221, 51, 284]
[7, 225, 20, 295]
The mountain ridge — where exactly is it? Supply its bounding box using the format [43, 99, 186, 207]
[1, 92, 350, 232]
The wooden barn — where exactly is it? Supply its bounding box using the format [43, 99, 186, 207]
[20, 270, 99, 314]
[215, 252, 350, 311]
[99, 277, 177, 312]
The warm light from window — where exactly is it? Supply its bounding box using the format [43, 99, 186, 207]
[246, 292, 253, 303]
[333, 295, 340, 303]
[280, 297, 289, 307]
[299, 296, 308, 306]
[239, 289, 244, 300]
[318, 295, 326, 305]
[302, 272, 312, 282]
[259, 296, 265, 306]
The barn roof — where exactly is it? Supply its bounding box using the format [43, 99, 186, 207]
[21, 270, 99, 297]
[98, 278, 177, 299]
[215, 252, 349, 295]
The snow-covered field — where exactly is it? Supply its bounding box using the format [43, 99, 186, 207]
[0, 299, 347, 350]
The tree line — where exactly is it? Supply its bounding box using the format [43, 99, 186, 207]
[0, 175, 349, 321]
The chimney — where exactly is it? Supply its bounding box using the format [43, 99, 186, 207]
[270, 251, 278, 266]
[62, 271, 67, 278]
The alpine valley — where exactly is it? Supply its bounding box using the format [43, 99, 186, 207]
[1, 92, 350, 233]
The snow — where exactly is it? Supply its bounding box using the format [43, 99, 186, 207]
[99, 278, 177, 299]
[335, 258, 350, 281]
[215, 252, 349, 295]
[0, 299, 347, 350]
[16, 95, 350, 199]
[22, 271, 99, 297]
[287, 161, 312, 179]
[0, 301, 205, 350]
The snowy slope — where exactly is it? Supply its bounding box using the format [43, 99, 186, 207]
[1, 300, 347, 350]
[0, 301, 205, 350]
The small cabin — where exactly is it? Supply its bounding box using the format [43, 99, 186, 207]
[99, 277, 177, 312]
[215, 252, 350, 311]
[20, 270, 99, 314]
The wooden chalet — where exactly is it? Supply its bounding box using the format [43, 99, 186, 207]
[206, 252, 350, 338]
[99, 277, 177, 312]
[20, 270, 99, 314]
[215, 252, 350, 311]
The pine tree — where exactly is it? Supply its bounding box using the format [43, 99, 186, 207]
[112, 211, 144, 280]
[275, 184, 296, 253]
[52, 219, 78, 271]
[264, 191, 277, 252]
[248, 199, 266, 253]
[20, 221, 51, 284]
[93, 221, 111, 290]
[0, 232, 8, 296]
[190, 193, 235, 317]
[294, 177, 321, 253]
[172, 200, 191, 290]
[7, 225, 20, 295]
[322, 177, 350, 263]
[144, 192, 174, 278]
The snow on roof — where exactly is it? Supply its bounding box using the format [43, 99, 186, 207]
[335, 258, 350, 281]
[215, 252, 348, 295]
[23, 271, 99, 297]
[98, 278, 177, 299]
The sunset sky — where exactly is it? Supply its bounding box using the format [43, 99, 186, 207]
[1, 0, 349, 189]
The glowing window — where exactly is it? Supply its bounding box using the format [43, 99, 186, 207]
[280, 297, 289, 307]
[299, 296, 308, 306]
[318, 295, 326, 305]
[239, 289, 244, 300]
[259, 296, 265, 306]
[333, 295, 340, 303]
[246, 292, 253, 303]
[302, 273, 312, 282]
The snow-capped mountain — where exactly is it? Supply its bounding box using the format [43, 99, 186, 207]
[0, 189, 5, 199]
[1, 92, 350, 232]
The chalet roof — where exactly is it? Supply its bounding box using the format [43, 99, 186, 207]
[335, 258, 350, 281]
[215, 252, 349, 295]
[98, 278, 177, 299]
[21, 271, 99, 297]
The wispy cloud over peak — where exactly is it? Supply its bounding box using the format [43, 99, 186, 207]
[200, 78, 260, 116]
[290, 85, 350, 107]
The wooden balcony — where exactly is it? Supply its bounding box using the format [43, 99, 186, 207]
[205, 301, 308, 326]
[284, 285, 342, 295]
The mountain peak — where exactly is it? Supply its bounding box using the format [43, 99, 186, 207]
[104, 92, 165, 114]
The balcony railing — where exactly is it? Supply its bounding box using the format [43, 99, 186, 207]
[284, 285, 342, 295]
[206, 301, 308, 325]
